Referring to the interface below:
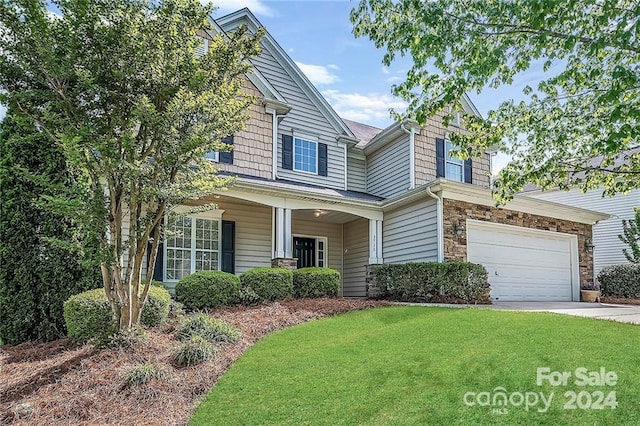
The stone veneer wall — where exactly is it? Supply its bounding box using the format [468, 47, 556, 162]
[217, 79, 273, 179]
[414, 109, 492, 188]
[442, 199, 594, 286]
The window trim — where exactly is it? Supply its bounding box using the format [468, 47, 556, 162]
[444, 138, 464, 182]
[204, 151, 219, 162]
[292, 234, 328, 268]
[163, 209, 224, 283]
[292, 133, 319, 175]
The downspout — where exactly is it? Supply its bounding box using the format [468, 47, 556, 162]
[400, 122, 416, 189]
[425, 187, 444, 263]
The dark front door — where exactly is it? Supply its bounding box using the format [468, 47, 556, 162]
[293, 237, 315, 269]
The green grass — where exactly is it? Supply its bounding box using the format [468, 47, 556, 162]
[191, 307, 640, 425]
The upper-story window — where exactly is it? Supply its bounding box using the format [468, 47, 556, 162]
[294, 136, 318, 174]
[445, 139, 464, 182]
[204, 135, 234, 164]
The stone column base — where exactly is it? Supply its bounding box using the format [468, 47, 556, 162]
[271, 258, 298, 270]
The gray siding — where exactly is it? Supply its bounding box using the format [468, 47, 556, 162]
[292, 219, 343, 281]
[383, 199, 438, 264]
[249, 45, 346, 189]
[221, 202, 273, 274]
[347, 153, 367, 193]
[343, 218, 369, 297]
[530, 188, 640, 276]
[366, 135, 410, 198]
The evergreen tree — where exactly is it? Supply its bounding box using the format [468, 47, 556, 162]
[0, 111, 99, 345]
[619, 208, 640, 264]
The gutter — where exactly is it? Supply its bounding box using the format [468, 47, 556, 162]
[425, 187, 444, 263]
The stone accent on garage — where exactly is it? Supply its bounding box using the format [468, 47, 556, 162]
[442, 199, 594, 286]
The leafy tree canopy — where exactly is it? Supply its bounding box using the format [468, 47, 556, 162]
[351, 0, 640, 201]
[0, 0, 263, 331]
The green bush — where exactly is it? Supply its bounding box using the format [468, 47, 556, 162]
[371, 262, 490, 304]
[124, 361, 164, 386]
[240, 267, 293, 302]
[293, 267, 340, 298]
[172, 335, 217, 367]
[175, 271, 241, 310]
[177, 313, 240, 343]
[63, 286, 172, 343]
[598, 264, 640, 298]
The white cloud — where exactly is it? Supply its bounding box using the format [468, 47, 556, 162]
[209, 0, 274, 17]
[381, 66, 390, 75]
[322, 89, 407, 127]
[295, 62, 340, 85]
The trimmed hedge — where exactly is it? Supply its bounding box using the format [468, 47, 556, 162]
[371, 262, 490, 304]
[240, 267, 293, 302]
[598, 264, 640, 298]
[293, 267, 340, 298]
[63, 286, 172, 343]
[175, 271, 241, 310]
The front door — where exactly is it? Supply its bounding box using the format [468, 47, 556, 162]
[293, 237, 316, 269]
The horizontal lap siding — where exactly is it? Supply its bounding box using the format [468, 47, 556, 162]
[530, 188, 640, 275]
[292, 220, 343, 280]
[347, 155, 367, 193]
[251, 48, 346, 189]
[343, 218, 369, 297]
[383, 199, 438, 264]
[366, 135, 410, 198]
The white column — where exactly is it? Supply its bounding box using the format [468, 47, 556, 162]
[369, 219, 380, 264]
[275, 207, 285, 258]
[284, 208, 292, 258]
[376, 219, 383, 263]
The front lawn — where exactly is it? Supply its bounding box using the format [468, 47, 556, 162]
[192, 307, 640, 425]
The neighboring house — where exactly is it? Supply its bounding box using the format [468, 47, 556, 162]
[142, 8, 608, 302]
[527, 185, 640, 281]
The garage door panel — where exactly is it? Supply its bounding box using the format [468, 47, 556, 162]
[467, 221, 575, 302]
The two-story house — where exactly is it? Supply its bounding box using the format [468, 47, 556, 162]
[149, 8, 608, 302]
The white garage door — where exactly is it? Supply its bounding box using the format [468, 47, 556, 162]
[466, 220, 578, 302]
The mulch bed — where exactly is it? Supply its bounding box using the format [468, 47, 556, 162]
[0, 298, 389, 425]
[600, 296, 640, 306]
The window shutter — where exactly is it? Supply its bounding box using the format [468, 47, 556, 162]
[195, 37, 209, 58]
[282, 134, 293, 170]
[435, 137, 445, 178]
[147, 229, 164, 282]
[318, 143, 328, 176]
[464, 155, 473, 184]
[219, 135, 234, 164]
[221, 220, 235, 274]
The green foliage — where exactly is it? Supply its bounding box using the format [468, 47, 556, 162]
[598, 264, 640, 298]
[371, 262, 490, 304]
[351, 0, 640, 201]
[240, 267, 294, 302]
[0, 0, 263, 332]
[124, 361, 164, 386]
[64, 287, 171, 343]
[172, 335, 217, 367]
[619, 208, 640, 263]
[177, 313, 240, 343]
[293, 267, 340, 298]
[0, 112, 100, 345]
[175, 271, 241, 310]
[107, 326, 147, 349]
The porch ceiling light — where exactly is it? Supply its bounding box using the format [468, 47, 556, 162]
[313, 210, 326, 218]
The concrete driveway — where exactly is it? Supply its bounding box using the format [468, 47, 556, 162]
[492, 301, 640, 325]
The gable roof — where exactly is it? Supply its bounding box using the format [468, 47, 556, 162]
[342, 118, 383, 148]
[214, 8, 356, 140]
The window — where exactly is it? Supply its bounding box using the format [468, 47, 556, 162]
[165, 216, 220, 281]
[204, 151, 219, 162]
[195, 37, 209, 58]
[293, 136, 317, 173]
[316, 238, 327, 268]
[445, 139, 464, 182]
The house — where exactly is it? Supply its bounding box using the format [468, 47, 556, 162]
[148, 8, 608, 302]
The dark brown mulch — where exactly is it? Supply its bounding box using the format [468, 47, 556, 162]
[600, 296, 640, 306]
[0, 298, 389, 425]
[1, 338, 80, 364]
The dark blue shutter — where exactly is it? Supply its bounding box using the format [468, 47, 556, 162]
[464, 154, 473, 184]
[318, 143, 328, 176]
[147, 227, 164, 282]
[282, 134, 293, 170]
[221, 220, 235, 274]
[436, 138, 445, 178]
[219, 135, 234, 164]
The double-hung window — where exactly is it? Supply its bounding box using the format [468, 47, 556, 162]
[445, 139, 464, 182]
[293, 135, 318, 174]
[165, 214, 221, 281]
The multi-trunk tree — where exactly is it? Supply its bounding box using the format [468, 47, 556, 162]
[0, 0, 263, 332]
[351, 0, 639, 202]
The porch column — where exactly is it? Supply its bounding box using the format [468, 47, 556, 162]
[274, 207, 293, 259]
[368, 219, 383, 264]
[284, 208, 292, 258]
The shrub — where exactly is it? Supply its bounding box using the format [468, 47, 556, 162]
[598, 264, 640, 298]
[175, 271, 241, 310]
[172, 336, 216, 367]
[371, 262, 490, 304]
[64, 286, 172, 343]
[293, 267, 340, 298]
[177, 313, 240, 343]
[240, 267, 293, 302]
[123, 361, 164, 386]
